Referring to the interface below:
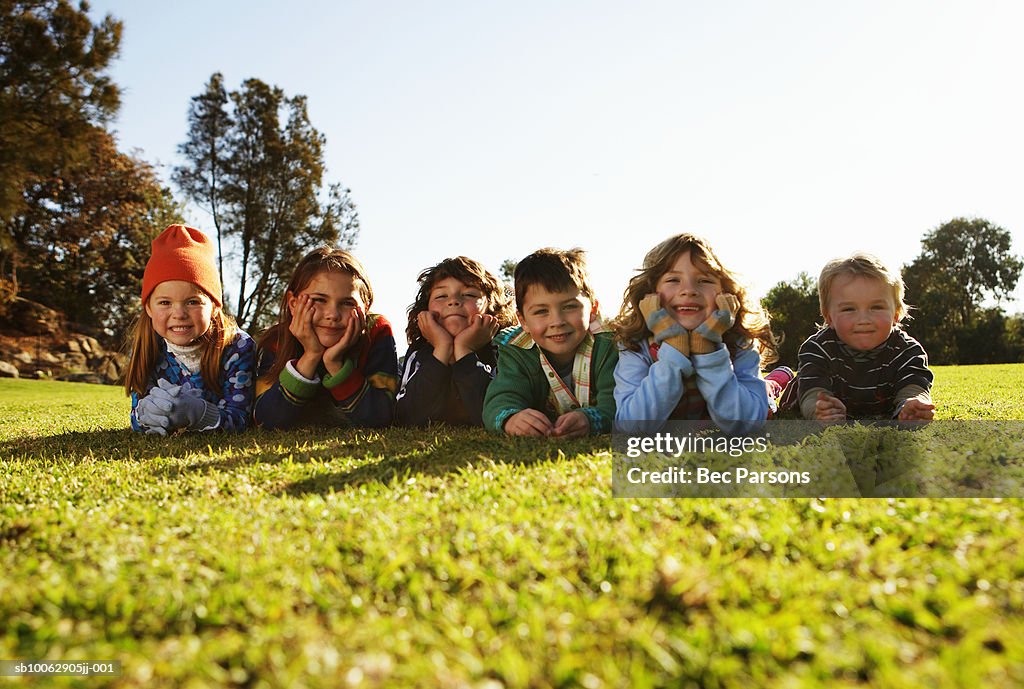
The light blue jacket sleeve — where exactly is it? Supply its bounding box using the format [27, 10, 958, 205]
[691, 344, 768, 433]
[614, 343, 694, 428]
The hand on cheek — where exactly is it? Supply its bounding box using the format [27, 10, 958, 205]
[290, 295, 327, 379]
[454, 314, 499, 358]
[419, 311, 452, 349]
[290, 295, 325, 355]
[323, 306, 364, 372]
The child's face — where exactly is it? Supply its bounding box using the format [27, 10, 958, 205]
[655, 251, 722, 330]
[825, 274, 897, 351]
[428, 276, 486, 337]
[517, 284, 592, 368]
[288, 270, 365, 349]
[146, 280, 214, 346]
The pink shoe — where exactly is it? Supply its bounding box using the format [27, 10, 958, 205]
[763, 366, 795, 410]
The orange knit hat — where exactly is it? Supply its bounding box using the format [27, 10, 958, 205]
[141, 225, 222, 307]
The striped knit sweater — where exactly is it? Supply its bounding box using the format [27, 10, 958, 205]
[797, 327, 933, 419]
[253, 314, 399, 429]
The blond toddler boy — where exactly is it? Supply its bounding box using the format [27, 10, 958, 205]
[797, 253, 935, 421]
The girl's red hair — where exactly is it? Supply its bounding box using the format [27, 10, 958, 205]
[123, 305, 239, 396]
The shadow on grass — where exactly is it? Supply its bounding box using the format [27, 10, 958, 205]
[0, 428, 264, 463]
[1, 425, 614, 495]
[280, 429, 613, 496]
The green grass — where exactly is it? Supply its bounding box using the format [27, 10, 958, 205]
[1, 366, 1022, 688]
[930, 363, 1024, 419]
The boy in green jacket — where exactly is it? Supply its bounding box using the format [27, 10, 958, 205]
[483, 248, 618, 437]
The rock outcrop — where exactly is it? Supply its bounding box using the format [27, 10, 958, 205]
[0, 297, 128, 385]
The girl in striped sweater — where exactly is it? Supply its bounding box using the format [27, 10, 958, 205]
[253, 248, 398, 429]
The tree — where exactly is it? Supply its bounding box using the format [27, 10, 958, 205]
[902, 217, 1023, 364]
[761, 272, 821, 368]
[175, 75, 359, 333]
[499, 258, 517, 284]
[10, 127, 182, 342]
[173, 73, 229, 284]
[0, 0, 122, 287]
[905, 217, 1022, 325]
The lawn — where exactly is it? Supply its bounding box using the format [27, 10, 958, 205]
[1, 365, 1022, 688]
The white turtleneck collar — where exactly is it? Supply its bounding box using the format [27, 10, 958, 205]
[165, 339, 203, 374]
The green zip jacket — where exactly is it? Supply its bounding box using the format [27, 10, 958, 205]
[483, 328, 618, 434]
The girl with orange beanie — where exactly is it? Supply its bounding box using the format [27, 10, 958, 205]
[123, 225, 256, 434]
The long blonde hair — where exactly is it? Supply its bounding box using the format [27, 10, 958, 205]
[123, 304, 239, 396]
[257, 247, 374, 383]
[611, 233, 778, 365]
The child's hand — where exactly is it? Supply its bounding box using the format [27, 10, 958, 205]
[324, 306, 365, 374]
[454, 314, 499, 360]
[690, 293, 739, 354]
[418, 311, 454, 362]
[136, 393, 174, 434]
[290, 294, 325, 360]
[898, 397, 936, 421]
[504, 409, 554, 437]
[162, 384, 218, 430]
[814, 391, 847, 422]
[638, 293, 689, 356]
[551, 410, 590, 439]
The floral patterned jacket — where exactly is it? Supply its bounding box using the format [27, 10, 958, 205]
[130, 331, 256, 433]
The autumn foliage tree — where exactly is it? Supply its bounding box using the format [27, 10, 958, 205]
[9, 127, 181, 341]
[1, 0, 122, 288]
[175, 74, 359, 333]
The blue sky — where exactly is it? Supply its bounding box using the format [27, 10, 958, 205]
[91, 1, 1024, 335]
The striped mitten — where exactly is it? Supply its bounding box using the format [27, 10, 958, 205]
[639, 293, 689, 356]
[690, 293, 739, 354]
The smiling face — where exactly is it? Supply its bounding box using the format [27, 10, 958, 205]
[145, 280, 215, 346]
[428, 276, 485, 337]
[654, 251, 722, 330]
[288, 270, 365, 348]
[825, 274, 897, 351]
[517, 284, 592, 368]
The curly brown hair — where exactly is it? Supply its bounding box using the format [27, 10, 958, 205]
[405, 256, 515, 345]
[611, 233, 778, 366]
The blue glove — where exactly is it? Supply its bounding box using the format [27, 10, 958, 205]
[136, 389, 174, 435]
[149, 378, 183, 403]
[164, 383, 221, 430]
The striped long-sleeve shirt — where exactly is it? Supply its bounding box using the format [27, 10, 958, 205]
[797, 327, 933, 419]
